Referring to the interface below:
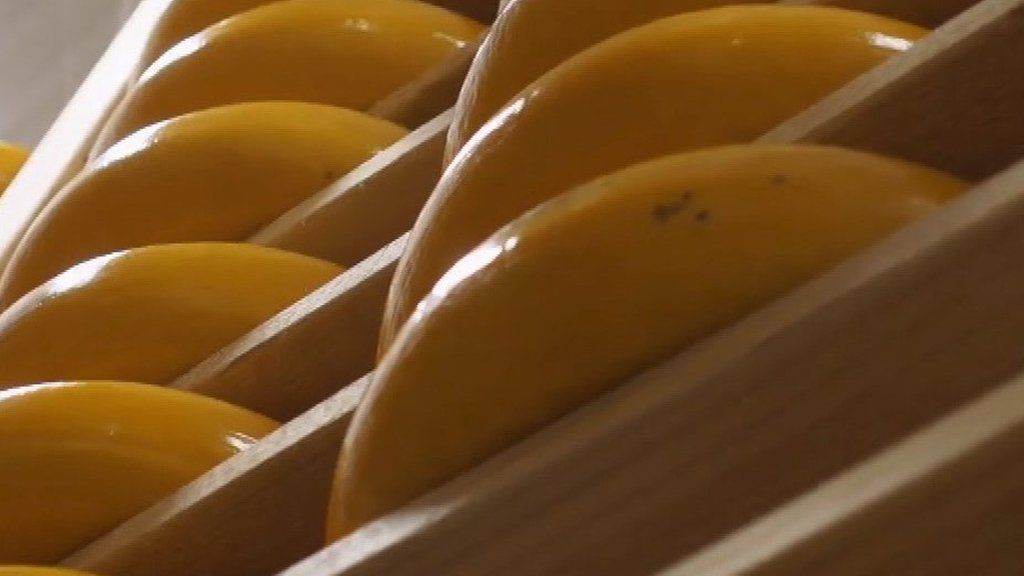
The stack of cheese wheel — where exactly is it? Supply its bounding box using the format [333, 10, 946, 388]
[0, 0, 987, 570]
[0, 0, 484, 565]
[325, 0, 971, 543]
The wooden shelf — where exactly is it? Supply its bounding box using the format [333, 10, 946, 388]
[0, 0, 1014, 573]
[660, 371, 1024, 575]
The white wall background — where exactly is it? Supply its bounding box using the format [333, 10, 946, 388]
[0, 0, 138, 147]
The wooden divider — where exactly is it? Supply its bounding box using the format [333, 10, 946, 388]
[657, 371, 1024, 575]
[767, 0, 1024, 179]
[63, 0, 1023, 574]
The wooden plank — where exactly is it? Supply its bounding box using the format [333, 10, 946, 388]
[768, 0, 1024, 180]
[65, 377, 368, 576]
[658, 372, 1024, 576]
[62, 0, 1023, 574]
[0, 0, 168, 275]
[173, 237, 405, 421]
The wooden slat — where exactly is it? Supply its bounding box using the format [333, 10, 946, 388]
[173, 237, 405, 421]
[658, 371, 1024, 576]
[768, 0, 1024, 179]
[61, 0, 1022, 574]
[0, 0, 168, 274]
[64, 377, 368, 576]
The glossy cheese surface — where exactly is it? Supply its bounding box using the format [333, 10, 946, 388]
[332, 144, 966, 537]
[141, 0, 280, 66]
[0, 381, 277, 562]
[94, 0, 483, 152]
[0, 102, 400, 306]
[449, 0, 769, 157]
[0, 243, 341, 390]
[379, 5, 926, 352]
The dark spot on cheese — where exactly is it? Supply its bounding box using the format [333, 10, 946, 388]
[652, 191, 694, 223]
[695, 209, 711, 223]
[771, 174, 788, 186]
[324, 169, 340, 182]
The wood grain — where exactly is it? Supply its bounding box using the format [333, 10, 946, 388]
[657, 371, 1024, 576]
[768, 0, 1024, 180]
